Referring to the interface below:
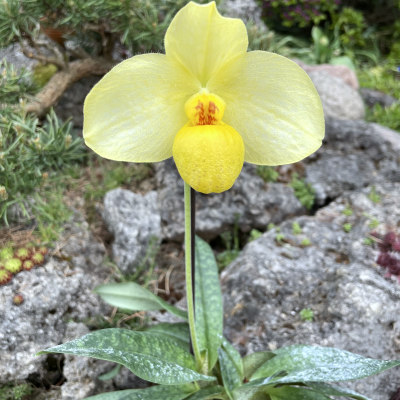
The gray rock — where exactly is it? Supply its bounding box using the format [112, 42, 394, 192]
[360, 88, 397, 108]
[156, 160, 305, 241]
[0, 43, 38, 72]
[102, 189, 161, 274]
[222, 0, 263, 24]
[221, 182, 400, 400]
[305, 119, 400, 204]
[0, 213, 108, 383]
[308, 71, 365, 120]
[54, 76, 100, 129]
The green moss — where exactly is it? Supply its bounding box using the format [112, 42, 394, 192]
[256, 166, 279, 182]
[292, 222, 302, 235]
[0, 382, 33, 400]
[32, 64, 58, 88]
[300, 308, 314, 322]
[343, 223, 352, 233]
[290, 174, 315, 210]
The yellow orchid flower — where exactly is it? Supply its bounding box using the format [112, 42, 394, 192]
[83, 1, 324, 194]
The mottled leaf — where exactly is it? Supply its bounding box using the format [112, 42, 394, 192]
[146, 322, 190, 351]
[306, 383, 371, 400]
[243, 351, 275, 380]
[218, 340, 243, 398]
[266, 386, 331, 400]
[94, 282, 187, 320]
[195, 236, 223, 370]
[84, 384, 195, 400]
[250, 345, 400, 383]
[39, 329, 215, 385]
[184, 385, 226, 400]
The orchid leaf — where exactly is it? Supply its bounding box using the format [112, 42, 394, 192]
[243, 351, 275, 380]
[306, 382, 372, 400]
[184, 385, 226, 400]
[218, 340, 243, 397]
[94, 282, 187, 320]
[194, 236, 223, 370]
[39, 329, 215, 385]
[266, 386, 331, 399]
[145, 322, 190, 351]
[84, 384, 195, 400]
[250, 345, 400, 383]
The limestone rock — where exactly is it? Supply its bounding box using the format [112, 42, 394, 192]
[102, 189, 161, 274]
[308, 71, 365, 120]
[221, 182, 400, 400]
[156, 160, 305, 241]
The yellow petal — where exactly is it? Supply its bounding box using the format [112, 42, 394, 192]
[173, 123, 244, 194]
[165, 1, 248, 86]
[207, 51, 325, 165]
[83, 53, 200, 162]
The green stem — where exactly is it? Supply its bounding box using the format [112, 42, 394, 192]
[184, 182, 201, 364]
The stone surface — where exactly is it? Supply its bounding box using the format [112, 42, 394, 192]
[360, 88, 398, 108]
[102, 189, 161, 274]
[296, 60, 359, 90]
[305, 119, 400, 205]
[221, 182, 400, 400]
[0, 213, 109, 383]
[156, 160, 305, 241]
[54, 76, 100, 129]
[0, 43, 38, 72]
[308, 70, 365, 120]
[223, 0, 263, 24]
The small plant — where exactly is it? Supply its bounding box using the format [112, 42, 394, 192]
[22, 260, 34, 271]
[343, 223, 352, 233]
[375, 231, 400, 281]
[249, 228, 262, 241]
[12, 293, 24, 306]
[4, 258, 22, 274]
[368, 218, 380, 229]
[301, 237, 312, 246]
[292, 221, 302, 235]
[216, 218, 241, 270]
[31, 252, 44, 266]
[0, 268, 12, 285]
[300, 308, 314, 321]
[368, 186, 381, 204]
[15, 247, 30, 260]
[0, 245, 14, 261]
[342, 206, 353, 216]
[0, 382, 33, 400]
[256, 165, 279, 182]
[363, 237, 375, 246]
[290, 173, 315, 210]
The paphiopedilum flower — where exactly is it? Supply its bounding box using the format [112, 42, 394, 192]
[83, 1, 324, 194]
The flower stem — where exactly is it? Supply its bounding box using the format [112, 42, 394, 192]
[184, 182, 201, 364]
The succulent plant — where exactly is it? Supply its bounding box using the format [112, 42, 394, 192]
[0, 246, 14, 261]
[31, 252, 45, 266]
[15, 247, 31, 261]
[4, 258, 22, 274]
[0, 268, 12, 285]
[22, 260, 34, 271]
[12, 294, 24, 305]
[37, 246, 48, 256]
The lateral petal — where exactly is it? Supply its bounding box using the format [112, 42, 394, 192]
[83, 53, 200, 162]
[165, 1, 248, 86]
[207, 51, 325, 165]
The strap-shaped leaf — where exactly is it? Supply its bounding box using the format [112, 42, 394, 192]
[194, 236, 223, 370]
[84, 384, 195, 400]
[250, 345, 400, 383]
[266, 386, 330, 399]
[146, 322, 190, 351]
[184, 385, 226, 400]
[218, 339, 243, 398]
[307, 383, 372, 400]
[38, 329, 215, 385]
[94, 282, 187, 320]
[98, 364, 121, 381]
[243, 351, 275, 380]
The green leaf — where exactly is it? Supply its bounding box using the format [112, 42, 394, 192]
[98, 364, 121, 381]
[266, 386, 330, 400]
[195, 236, 223, 371]
[146, 322, 190, 351]
[194, 236, 223, 370]
[306, 383, 371, 400]
[39, 329, 215, 385]
[250, 345, 400, 383]
[218, 340, 243, 398]
[184, 385, 226, 400]
[94, 282, 187, 320]
[84, 384, 195, 400]
[243, 351, 275, 380]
